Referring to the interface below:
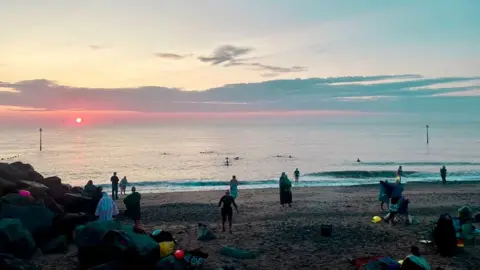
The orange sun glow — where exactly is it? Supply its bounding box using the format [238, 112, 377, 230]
[76, 117, 82, 123]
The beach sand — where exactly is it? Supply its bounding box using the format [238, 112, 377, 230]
[35, 182, 480, 270]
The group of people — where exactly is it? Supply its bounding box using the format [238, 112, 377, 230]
[219, 169, 300, 232]
[84, 173, 142, 226]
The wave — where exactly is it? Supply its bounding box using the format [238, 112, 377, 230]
[305, 170, 418, 178]
[355, 161, 480, 166]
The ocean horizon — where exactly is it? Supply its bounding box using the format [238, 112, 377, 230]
[2, 117, 479, 193]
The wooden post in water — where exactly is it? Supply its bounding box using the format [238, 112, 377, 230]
[426, 125, 429, 144]
[39, 128, 43, 151]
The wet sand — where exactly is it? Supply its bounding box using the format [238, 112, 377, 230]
[36, 182, 480, 269]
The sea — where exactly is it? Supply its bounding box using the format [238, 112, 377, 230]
[1, 117, 480, 193]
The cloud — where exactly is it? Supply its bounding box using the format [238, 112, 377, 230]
[89, 45, 106, 50]
[198, 45, 308, 76]
[0, 75, 479, 116]
[198, 45, 253, 65]
[153, 52, 192, 60]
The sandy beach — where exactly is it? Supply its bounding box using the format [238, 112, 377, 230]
[34, 182, 480, 270]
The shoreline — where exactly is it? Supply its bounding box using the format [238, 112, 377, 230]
[96, 179, 480, 194]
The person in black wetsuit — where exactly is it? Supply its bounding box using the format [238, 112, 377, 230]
[111, 172, 119, 200]
[440, 166, 447, 184]
[218, 190, 238, 233]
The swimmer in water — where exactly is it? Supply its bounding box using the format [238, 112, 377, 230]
[357, 158, 361, 163]
[225, 157, 230, 166]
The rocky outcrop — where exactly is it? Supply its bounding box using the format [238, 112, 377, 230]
[0, 177, 16, 196]
[0, 163, 28, 182]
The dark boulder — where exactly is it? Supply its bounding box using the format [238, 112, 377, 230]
[0, 218, 37, 260]
[9, 161, 34, 172]
[0, 177, 17, 196]
[71, 186, 85, 195]
[27, 170, 44, 182]
[1, 193, 38, 206]
[0, 163, 27, 182]
[39, 176, 62, 187]
[43, 197, 65, 215]
[62, 193, 92, 213]
[17, 181, 49, 199]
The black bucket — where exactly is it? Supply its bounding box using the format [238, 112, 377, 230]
[320, 225, 332, 237]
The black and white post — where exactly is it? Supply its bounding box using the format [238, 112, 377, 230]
[426, 125, 429, 144]
[39, 128, 43, 151]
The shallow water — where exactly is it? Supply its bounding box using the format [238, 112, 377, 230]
[1, 117, 479, 192]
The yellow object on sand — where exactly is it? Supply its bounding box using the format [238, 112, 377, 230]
[159, 241, 175, 258]
[372, 216, 382, 223]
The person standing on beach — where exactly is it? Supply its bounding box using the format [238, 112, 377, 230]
[229, 175, 239, 199]
[440, 166, 447, 184]
[378, 180, 389, 211]
[120, 176, 128, 195]
[84, 180, 96, 197]
[110, 172, 119, 200]
[279, 172, 292, 207]
[124, 186, 141, 226]
[294, 168, 300, 183]
[218, 190, 238, 233]
[397, 166, 403, 176]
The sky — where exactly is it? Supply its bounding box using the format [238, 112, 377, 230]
[0, 0, 479, 125]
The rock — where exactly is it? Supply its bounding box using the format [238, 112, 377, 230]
[9, 161, 35, 172]
[71, 186, 84, 195]
[0, 177, 17, 196]
[27, 170, 44, 182]
[44, 197, 65, 215]
[17, 180, 49, 199]
[39, 176, 62, 187]
[62, 193, 92, 213]
[0, 163, 27, 182]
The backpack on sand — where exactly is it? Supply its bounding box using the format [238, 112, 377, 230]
[432, 214, 457, 257]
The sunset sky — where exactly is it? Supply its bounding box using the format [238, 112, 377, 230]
[0, 0, 479, 124]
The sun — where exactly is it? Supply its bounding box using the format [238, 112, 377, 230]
[76, 117, 83, 123]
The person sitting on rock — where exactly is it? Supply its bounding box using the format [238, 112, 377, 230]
[84, 180, 96, 197]
[95, 192, 119, 221]
[123, 186, 141, 226]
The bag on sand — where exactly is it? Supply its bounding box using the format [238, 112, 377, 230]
[0, 218, 36, 260]
[197, 223, 215, 241]
[432, 214, 457, 257]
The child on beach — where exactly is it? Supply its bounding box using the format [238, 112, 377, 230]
[120, 176, 128, 195]
[229, 175, 239, 199]
[218, 190, 238, 233]
[279, 172, 292, 207]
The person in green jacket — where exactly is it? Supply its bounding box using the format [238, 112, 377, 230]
[279, 172, 292, 207]
[123, 186, 141, 226]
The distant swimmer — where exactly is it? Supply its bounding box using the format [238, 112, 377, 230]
[234, 157, 240, 160]
[357, 158, 361, 163]
[224, 157, 230, 166]
[288, 155, 293, 159]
